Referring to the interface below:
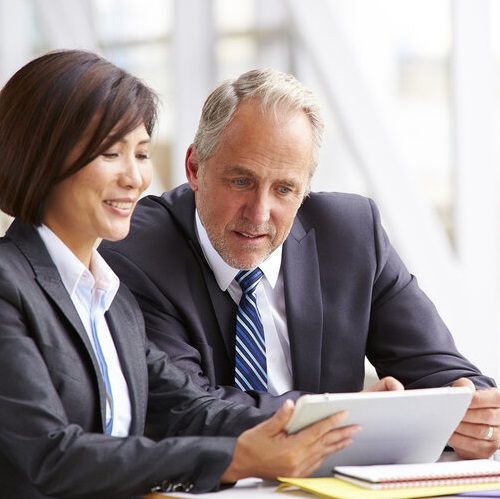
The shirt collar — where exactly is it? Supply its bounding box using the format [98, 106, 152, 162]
[37, 224, 119, 310]
[195, 211, 282, 291]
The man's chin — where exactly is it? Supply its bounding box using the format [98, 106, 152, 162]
[223, 252, 268, 271]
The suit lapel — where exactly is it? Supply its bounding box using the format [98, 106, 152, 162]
[283, 218, 323, 392]
[9, 221, 93, 350]
[7, 220, 111, 431]
[105, 296, 148, 435]
[170, 189, 237, 361]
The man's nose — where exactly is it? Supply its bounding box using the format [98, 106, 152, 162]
[243, 191, 271, 225]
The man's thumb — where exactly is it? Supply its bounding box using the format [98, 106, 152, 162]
[452, 377, 476, 392]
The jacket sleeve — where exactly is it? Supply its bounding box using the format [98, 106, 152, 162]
[364, 198, 495, 389]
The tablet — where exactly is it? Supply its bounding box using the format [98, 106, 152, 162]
[285, 386, 472, 476]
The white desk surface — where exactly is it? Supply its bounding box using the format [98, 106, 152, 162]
[148, 477, 315, 498]
[148, 452, 500, 498]
[149, 477, 499, 498]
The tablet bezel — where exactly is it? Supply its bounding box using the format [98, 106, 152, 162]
[285, 386, 472, 475]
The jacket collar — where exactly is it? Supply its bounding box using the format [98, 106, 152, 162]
[6, 219, 146, 434]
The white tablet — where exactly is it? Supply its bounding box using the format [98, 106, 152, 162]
[285, 386, 472, 476]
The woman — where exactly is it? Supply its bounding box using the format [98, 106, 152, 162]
[0, 50, 357, 498]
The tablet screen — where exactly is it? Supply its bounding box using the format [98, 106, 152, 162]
[285, 386, 472, 475]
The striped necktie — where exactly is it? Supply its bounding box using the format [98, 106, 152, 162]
[234, 268, 267, 391]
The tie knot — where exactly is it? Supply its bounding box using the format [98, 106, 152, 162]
[236, 268, 263, 294]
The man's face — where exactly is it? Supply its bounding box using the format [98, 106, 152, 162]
[186, 100, 313, 270]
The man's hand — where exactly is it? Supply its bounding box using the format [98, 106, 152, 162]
[221, 399, 361, 482]
[363, 376, 404, 392]
[448, 378, 500, 459]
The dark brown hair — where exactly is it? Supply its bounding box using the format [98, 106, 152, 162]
[0, 49, 159, 224]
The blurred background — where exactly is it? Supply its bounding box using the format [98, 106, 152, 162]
[0, 0, 499, 382]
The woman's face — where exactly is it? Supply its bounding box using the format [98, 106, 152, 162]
[43, 123, 152, 265]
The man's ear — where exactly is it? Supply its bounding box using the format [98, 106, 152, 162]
[185, 144, 201, 191]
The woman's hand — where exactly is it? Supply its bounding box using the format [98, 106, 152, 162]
[221, 399, 361, 482]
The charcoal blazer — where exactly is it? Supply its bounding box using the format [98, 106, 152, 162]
[101, 184, 494, 412]
[0, 220, 266, 499]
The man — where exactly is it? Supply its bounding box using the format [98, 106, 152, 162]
[101, 68, 500, 460]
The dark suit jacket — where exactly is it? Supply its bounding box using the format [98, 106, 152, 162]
[101, 184, 495, 412]
[0, 220, 267, 499]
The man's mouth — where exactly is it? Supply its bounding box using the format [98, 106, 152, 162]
[238, 232, 263, 239]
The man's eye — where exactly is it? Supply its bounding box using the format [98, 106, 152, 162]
[234, 179, 248, 186]
[278, 186, 290, 194]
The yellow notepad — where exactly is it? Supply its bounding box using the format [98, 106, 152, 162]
[278, 460, 500, 499]
[277, 477, 500, 499]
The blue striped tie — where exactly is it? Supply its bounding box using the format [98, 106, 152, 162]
[234, 268, 267, 391]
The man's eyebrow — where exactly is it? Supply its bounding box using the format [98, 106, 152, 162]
[226, 165, 254, 175]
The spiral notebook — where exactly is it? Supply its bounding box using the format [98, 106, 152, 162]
[333, 459, 500, 490]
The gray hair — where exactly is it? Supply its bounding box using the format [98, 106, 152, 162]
[193, 68, 324, 176]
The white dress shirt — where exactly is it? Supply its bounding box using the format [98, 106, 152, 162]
[37, 225, 132, 436]
[195, 212, 293, 395]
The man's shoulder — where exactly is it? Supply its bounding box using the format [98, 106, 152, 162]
[100, 184, 194, 258]
[292, 191, 382, 245]
[137, 183, 191, 213]
[299, 191, 374, 219]
[156, 183, 193, 207]
[128, 184, 193, 234]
